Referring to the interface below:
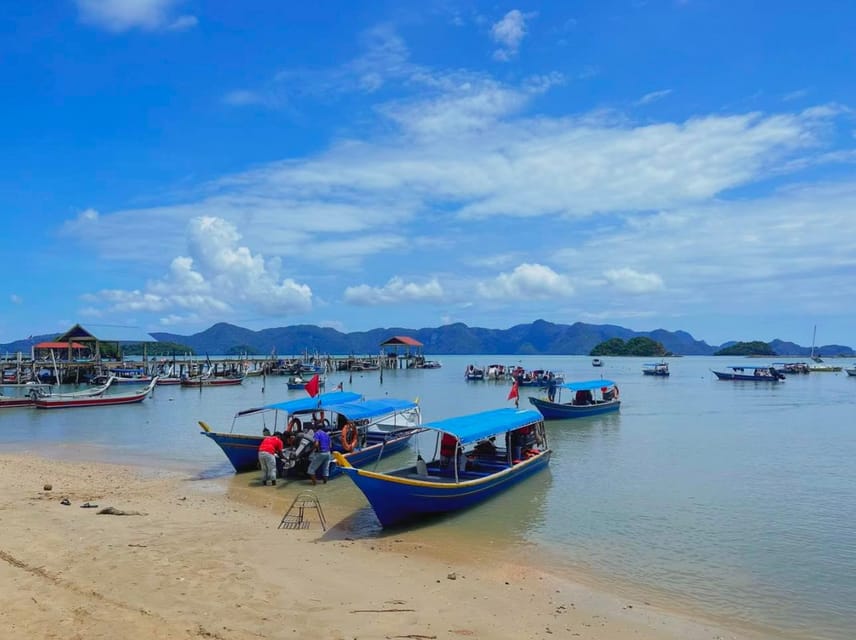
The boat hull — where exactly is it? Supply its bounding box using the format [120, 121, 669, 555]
[340, 452, 551, 528]
[528, 396, 620, 420]
[181, 377, 244, 387]
[34, 390, 151, 409]
[201, 428, 419, 476]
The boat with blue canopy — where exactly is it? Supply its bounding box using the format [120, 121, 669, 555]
[711, 365, 785, 382]
[198, 391, 422, 477]
[642, 362, 670, 376]
[335, 407, 550, 528]
[528, 379, 620, 420]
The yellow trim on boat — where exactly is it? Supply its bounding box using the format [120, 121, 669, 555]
[198, 420, 212, 432]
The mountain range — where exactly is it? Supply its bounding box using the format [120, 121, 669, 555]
[2, 320, 852, 357]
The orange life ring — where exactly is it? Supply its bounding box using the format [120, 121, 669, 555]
[341, 423, 358, 452]
[287, 416, 302, 432]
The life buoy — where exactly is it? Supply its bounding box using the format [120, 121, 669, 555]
[341, 423, 358, 452]
[312, 410, 323, 423]
[613, 385, 619, 399]
[321, 418, 331, 429]
[287, 416, 302, 432]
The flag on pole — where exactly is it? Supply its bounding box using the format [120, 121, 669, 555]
[304, 374, 321, 398]
[507, 380, 519, 407]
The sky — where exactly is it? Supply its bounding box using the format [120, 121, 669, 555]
[2, 1, 855, 347]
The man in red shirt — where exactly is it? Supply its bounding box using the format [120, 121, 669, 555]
[258, 432, 285, 486]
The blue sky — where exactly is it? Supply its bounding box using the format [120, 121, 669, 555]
[2, 1, 855, 347]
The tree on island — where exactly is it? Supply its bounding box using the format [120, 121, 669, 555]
[121, 341, 195, 357]
[590, 337, 668, 357]
[713, 341, 776, 356]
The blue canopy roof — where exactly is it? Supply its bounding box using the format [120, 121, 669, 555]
[423, 408, 542, 446]
[560, 379, 616, 391]
[321, 398, 418, 421]
[258, 391, 362, 414]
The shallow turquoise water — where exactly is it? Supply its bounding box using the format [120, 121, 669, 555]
[2, 355, 854, 639]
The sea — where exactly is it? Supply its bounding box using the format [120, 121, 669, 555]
[2, 354, 854, 640]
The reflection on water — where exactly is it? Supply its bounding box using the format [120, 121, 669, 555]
[2, 355, 855, 639]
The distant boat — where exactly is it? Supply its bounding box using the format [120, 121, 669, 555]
[286, 374, 325, 390]
[808, 363, 842, 373]
[772, 362, 810, 375]
[712, 365, 785, 382]
[845, 367, 856, 377]
[181, 373, 245, 387]
[642, 361, 670, 377]
[465, 364, 485, 381]
[592, 358, 604, 367]
[335, 407, 551, 528]
[528, 379, 621, 420]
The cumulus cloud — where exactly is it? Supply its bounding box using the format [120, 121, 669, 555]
[603, 268, 665, 293]
[477, 264, 573, 300]
[75, 0, 197, 33]
[491, 10, 534, 61]
[344, 277, 444, 305]
[80, 217, 312, 323]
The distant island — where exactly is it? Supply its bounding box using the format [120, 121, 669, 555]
[1, 319, 853, 357]
[590, 337, 669, 357]
[713, 341, 777, 356]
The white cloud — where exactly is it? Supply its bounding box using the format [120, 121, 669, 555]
[477, 263, 573, 300]
[603, 268, 665, 294]
[80, 217, 312, 324]
[75, 0, 197, 33]
[635, 89, 673, 106]
[344, 277, 445, 305]
[491, 10, 534, 61]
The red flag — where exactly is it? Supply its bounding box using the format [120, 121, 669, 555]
[304, 374, 320, 398]
[507, 381, 519, 402]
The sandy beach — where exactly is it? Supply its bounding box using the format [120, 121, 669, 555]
[0, 453, 778, 640]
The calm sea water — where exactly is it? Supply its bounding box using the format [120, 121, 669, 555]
[2, 355, 855, 639]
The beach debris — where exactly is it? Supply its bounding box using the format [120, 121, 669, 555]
[43, 483, 52, 491]
[60, 497, 70, 505]
[447, 572, 457, 580]
[349, 608, 416, 613]
[80, 502, 98, 508]
[96, 507, 147, 516]
[388, 635, 437, 639]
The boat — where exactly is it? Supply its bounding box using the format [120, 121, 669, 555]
[335, 407, 551, 528]
[528, 379, 621, 420]
[33, 378, 157, 409]
[510, 368, 564, 387]
[846, 367, 856, 377]
[181, 373, 245, 387]
[642, 361, 670, 376]
[286, 374, 325, 391]
[808, 363, 842, 373]
[711, 365, 785, 381]
[465, 364, 485, 381]
[592, 358, 604, 367]
[197, 391, 423, 478]
[772, 362, 810, 375]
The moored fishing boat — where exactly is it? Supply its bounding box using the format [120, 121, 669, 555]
[642, 361, 670, 376]
[528, 379, 621, 420]
[711, 365, 785, 381]
[286, 374, 325, 390]
[33, 377, 157, 409]
[0, 384, 52, 408]
[181, 373, 245, 387]
[335, 407, 550, 528]
[846, 367, 856, 377]
[198, 391, 422, 478]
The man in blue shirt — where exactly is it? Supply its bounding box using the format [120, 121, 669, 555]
[307, 428, 332, 485]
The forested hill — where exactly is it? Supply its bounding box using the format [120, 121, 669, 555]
[4, 320, 852, 356]
[148, 320, 718, 356]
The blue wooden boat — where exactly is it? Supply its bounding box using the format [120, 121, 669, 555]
[528, 379, 620, 420]
[198, 391, 422, 478]
[336, 407, 550, 528]
[285, 374, 325, 390]
[711, 365, 785, 382]
[642, 362, 670, 376]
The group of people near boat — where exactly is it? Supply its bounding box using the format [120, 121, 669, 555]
[256, 416, 333, 486]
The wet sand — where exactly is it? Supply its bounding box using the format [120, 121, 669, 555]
[0, 453, 778, 639]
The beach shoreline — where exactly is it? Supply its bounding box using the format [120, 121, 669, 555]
[1, 452, 783, 639]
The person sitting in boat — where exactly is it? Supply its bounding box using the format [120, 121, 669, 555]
[473, 437, 497, 457]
